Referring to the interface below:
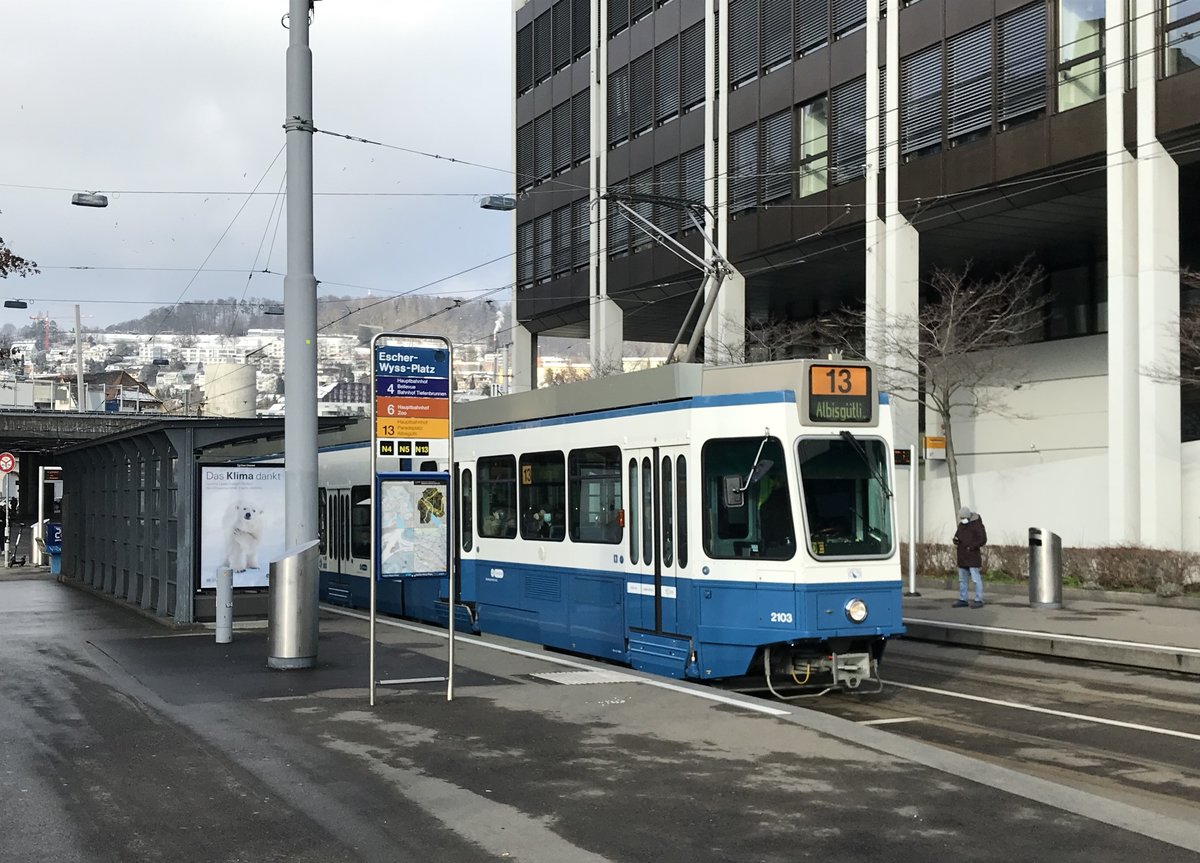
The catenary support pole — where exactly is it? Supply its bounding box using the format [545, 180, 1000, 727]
[273, 0, 320, 669]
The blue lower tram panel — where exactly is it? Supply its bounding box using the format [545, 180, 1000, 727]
[320, 566, 904, 681]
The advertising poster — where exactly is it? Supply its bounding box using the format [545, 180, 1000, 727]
[378, 478, 448, 578]
[199, 464, 286, 589]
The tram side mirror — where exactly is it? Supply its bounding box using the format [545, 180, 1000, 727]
[723, 475, 746, 509]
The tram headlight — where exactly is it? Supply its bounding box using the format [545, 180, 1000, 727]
[844, 598, 868, 623]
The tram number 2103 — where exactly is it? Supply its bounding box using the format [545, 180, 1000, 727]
[769, 612, 795, 624]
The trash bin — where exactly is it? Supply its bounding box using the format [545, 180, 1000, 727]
[1028, 527, 1063, 609]
[267, 540, 321, 669]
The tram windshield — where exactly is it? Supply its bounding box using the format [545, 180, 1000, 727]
[797, 436, 894, 558]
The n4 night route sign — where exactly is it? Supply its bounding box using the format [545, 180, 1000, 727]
[372, 335, 452, 464]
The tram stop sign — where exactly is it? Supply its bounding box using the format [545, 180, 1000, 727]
[0, 452, 15, 474]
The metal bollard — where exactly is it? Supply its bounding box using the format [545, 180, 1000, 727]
[215, 567, 234, 644]
[1028, 527, 1063, 609]
[267, 540, 321, 669]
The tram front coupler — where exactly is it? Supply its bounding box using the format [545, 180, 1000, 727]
[795, 652, 874, 689]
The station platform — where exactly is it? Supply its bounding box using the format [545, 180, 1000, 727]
[2, 569, 1199, 862]
[901, 578, 1200, 676]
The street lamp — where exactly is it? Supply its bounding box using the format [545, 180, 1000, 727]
[480, 195, 517, 211]
[71, 192, 108, 208]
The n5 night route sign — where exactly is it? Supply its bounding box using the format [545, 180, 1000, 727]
[801, 360, 877, 426]
[372, 335, 453, 464]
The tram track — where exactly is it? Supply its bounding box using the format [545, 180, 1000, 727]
[776, 640, 1200, 821]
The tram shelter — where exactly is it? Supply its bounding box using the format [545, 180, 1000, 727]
[55, 417, 359, 624]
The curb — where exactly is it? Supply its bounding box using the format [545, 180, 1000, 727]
[901, 617, 1200, 676]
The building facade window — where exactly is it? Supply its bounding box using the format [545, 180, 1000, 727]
[517, 24, 534, 95]
[654, 157, 682, 235]
[761, 109, 793, 203]
[831, 77, 866, 185]
[729, 124, 759, 213]
[571, 198, 590, 269]
[630, 169, 655, 251]
[901, 43, 943, 157]
[534, 213, 553, 282]
[762, 0, 793, 72]
[572, 91, 590, 167]
[798, 96, 829, 197]
[534, 11, 552, 83]
[534, 112, 552, 181]
[1165, 0, 1200, 76]
[796, 0, 830, 55]
[517, 221, 534, 288]
[517, 122, 534, 191]
[630, 52, 655, 136]
[656, 36, 680, 124]
[948, 24, 993, 143]
[730, 0, 759, 86]
[998, 2, 1048, 126]
[1058, 0, 1104, 109]
[831, 0, 867, 38]
[608, 66, 631, 146]
[680, 22, 706, 110]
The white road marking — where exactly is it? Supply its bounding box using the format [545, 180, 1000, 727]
[323, 605, 792, 717]
[890, 681, 1200, 742]
[859, 717, 923, 726]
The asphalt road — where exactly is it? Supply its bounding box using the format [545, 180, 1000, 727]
[4, 573, 1200, 863]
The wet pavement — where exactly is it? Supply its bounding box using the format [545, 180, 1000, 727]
[2, 572, 1198, 862]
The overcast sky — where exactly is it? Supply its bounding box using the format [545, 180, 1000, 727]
[0, 1, 513, 338]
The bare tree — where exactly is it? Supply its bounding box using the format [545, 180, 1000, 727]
[840, 259, 1048, 518]
[0, 238, 38, 280]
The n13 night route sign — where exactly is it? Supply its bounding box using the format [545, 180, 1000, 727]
[372, 336, 452, 463]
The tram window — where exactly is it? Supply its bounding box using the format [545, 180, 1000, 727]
[460, 468, 473, 552]
[641, 457, 653, 565]
[318, 488, 327, 555]
[798, 436, 894, 558]
[478, 456, 518, 539]
[676, 455, 688, 568]
[628, 458, 639, 564]
[342, 495, 350, 560]
[568, 446, 621, 544]
[519, 451, 565, 541]
[351, 485, 371, 559]
[701, 437, 794, 560]
[661, 456, 673, 566]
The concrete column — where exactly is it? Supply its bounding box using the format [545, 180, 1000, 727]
[511, 323, 536, 392]
[590, 0, 623, 376]
[710, 272, 746, 363]
[704, 0, 745, 363]
[864, 0, 886, 339]
[1106, 0, 1140, 543]
[590, 298, 625, 374]
[1135, 0, 1182, 547]
[883, 0, 919, 451]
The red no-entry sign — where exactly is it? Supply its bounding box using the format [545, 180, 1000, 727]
[0, 453, 15, 474]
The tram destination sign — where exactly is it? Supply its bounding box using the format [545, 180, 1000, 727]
[802, 361, 877, 426]
[373, 340, 451, 462]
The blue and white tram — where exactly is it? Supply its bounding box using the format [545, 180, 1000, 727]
[317, 358, 904, 691]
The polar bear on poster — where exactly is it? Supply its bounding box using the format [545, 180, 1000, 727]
[223, 499, 265, 572]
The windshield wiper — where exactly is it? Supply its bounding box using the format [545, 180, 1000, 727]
[839, 430, 893, 498]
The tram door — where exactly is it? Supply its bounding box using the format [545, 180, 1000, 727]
[624, 446, 686, 635]
[322, 486, 371, 578]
